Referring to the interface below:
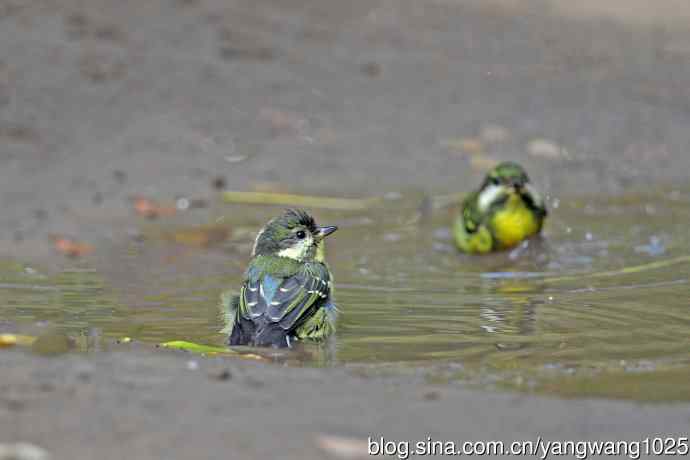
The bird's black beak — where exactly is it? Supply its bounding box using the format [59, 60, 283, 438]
[315, 226, 338, 240]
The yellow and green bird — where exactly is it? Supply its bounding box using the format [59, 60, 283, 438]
[453, 162, 547, 253]
[221, 209, 338, 348]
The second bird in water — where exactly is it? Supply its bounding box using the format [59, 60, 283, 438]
[454, 162, 547, 253]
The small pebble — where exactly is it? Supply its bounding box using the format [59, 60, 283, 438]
[422, 390, 441, 401]
[383, 191, 402, 201]
[92, 191, 103, 205]
[212, 369, 232, 381]
[0, 443, 51, 460]
[480, 124, 510, 144]
[176, 198, 190, 211]
[360, 61, 382, 77]
[526, 138, 569, 159]
[212, 176, 226, 190]
[383, 233, 401, 242]
[113, 170, 127, 184]
[224, 155, 248, 163]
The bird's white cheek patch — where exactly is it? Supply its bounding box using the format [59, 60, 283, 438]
[478, 184, 506, 212]
[277, 236, 313, 260]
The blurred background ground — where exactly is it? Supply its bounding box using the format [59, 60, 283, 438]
[2, 0, 690, 262]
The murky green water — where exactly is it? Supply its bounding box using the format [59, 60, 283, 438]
[2, 189, 690, 400]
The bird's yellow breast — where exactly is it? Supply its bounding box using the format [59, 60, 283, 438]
[490, 194, 541, 249]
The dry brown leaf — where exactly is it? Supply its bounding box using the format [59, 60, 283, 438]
[239, 353, 267, 362]
[49, 235, 94, 257]
[166, 225, 230, 248]
[131, 196, 177, 219]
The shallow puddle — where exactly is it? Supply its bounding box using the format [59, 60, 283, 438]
[1, 188, 689, 401]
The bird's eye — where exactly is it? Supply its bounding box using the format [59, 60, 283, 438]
[490, 177, 501, 186]
[296, 230, 306, 239]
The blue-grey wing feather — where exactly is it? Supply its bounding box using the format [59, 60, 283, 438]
[238, 263, 330, 332]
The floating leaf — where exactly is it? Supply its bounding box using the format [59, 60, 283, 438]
[0, 334, 36, 348]
[160, 340, 236, 355]
[0, 334, 17, 348]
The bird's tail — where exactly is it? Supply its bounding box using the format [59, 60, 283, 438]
[228, 316, 256, 346]
[228, 317, 290, 348]
[253, 323, 291, 348]
[218, 290, 238, 335]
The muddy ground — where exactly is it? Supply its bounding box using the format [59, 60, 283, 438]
[1, 348, 689, 460]
[2, 0, 690, 458]
[3, 0, 690, 262]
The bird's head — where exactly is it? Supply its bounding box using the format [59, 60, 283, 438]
[251, 209, 337, 261]
[477, 162, 542, 212]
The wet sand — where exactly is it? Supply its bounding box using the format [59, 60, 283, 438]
[2, 348, 689, 459]
[2, 0, 690, 457]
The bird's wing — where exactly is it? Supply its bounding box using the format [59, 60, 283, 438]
[461, 192, 484, 233]
[238, 263, 330, 332]
[521, 183, 548, 218]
